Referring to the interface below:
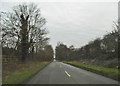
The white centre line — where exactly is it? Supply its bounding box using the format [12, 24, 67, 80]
[65, 71, 71, 77]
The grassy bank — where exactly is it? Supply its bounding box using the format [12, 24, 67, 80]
[64, 61, 119, 80]
[3, 60, 50, 84]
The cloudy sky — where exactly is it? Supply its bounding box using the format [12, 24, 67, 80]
[0, 0, 118, 49]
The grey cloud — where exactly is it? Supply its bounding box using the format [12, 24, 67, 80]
[0, 2, 117, 49]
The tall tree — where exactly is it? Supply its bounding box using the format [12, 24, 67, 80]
[1, 3, 49, 61]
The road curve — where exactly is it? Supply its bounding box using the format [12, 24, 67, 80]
[26, 61, 118, 84]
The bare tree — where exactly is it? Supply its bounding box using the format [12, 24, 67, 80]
[1, 3, 49, 61]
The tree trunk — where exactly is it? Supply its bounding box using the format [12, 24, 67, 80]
[20, 14, 29, 61]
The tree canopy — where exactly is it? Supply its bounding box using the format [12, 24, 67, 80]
[1, 3, 52, 61]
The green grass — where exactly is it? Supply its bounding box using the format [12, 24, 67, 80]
[3, 61, 50, 84]
[64, 61, 119, 80]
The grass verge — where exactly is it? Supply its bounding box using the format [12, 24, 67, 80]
[64, 61, 119, 80]
[3, 61, 50, 84]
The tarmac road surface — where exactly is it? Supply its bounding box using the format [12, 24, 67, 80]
[26, 61, 118, 84]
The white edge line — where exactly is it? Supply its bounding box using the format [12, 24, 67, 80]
[65, 71, 71, 77]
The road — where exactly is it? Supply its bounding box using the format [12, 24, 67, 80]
[26, 61, 118, 84]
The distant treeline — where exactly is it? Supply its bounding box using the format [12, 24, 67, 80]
[55, 29, 119, 67]
[2, 44, 54, 62]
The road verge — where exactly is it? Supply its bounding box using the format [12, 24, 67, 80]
[3, 61, 51, 84]
[64, 61, 119, 80]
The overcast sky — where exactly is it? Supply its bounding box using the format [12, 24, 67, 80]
[0, 0, 118, 49]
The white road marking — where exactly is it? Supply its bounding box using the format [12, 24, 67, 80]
[65, 71, 71, 77]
